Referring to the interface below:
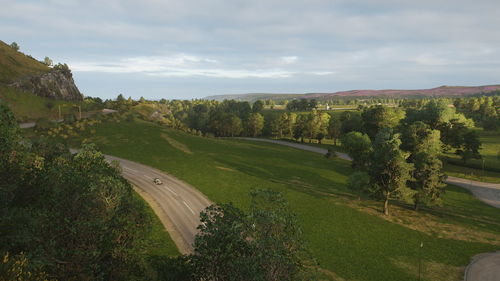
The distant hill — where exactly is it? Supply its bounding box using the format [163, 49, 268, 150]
[204, 85, 500, 102]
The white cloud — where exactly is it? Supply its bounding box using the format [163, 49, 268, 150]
[281, 56, 298, 64]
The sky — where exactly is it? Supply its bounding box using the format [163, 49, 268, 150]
[1, 0, 500, 100]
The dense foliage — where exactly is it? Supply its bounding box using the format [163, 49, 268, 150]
[189, 189, 312, 281]
[0, 102, 153, 280]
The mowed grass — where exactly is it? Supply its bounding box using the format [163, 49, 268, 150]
[443, 128, 500, 183]
[71, 120, 500, 281]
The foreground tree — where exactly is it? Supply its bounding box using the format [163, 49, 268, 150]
[368, 128, 414, 215]
[190, 189, 311, 281]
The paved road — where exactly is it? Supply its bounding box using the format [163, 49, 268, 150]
[239, 138, 500, 281]
[101, 154, 212, 254]
[238, 137, 351, 161]
[465, 252, 500, 281]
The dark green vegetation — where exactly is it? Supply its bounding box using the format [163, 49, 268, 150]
[0, 103, 178, 280]
[190, 190, 311, 281]
[69, 118, 500, 281]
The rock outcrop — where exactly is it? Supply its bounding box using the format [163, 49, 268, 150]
[11, 68, 83, 101]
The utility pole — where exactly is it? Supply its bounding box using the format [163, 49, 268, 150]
[418, 241, 424, 281]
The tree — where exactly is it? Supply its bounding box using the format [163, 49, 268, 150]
[43, 56, 53, 66]
[327, 116, 342, 146]
[190, 190, 310, 281]
[461, 130, 482, 163]
[368, 128, 414, 215]
[247, 113, 265, 137]
[347, 171, 370, 195]
[283, 113, 297, 138]
[9, 42, 19, 51]
[361, 106, 405, 139]
[252, 100, 264, 113]
[341, 132, 372, 170]
[401, 122, 446, 210]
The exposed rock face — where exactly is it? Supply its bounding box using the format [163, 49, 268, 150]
[11, 69, 83, 101]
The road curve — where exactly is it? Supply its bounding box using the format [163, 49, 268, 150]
[238, 138, 500, 281]
[238, 138, 500, 208]
[104, 154, 212, 254]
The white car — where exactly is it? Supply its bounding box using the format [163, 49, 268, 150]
[153, 178, 163, 185]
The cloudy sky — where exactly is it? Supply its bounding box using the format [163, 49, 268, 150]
[2, 0, 500, 99]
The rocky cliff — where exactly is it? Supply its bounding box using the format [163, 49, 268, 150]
[11, 68, 83, 101]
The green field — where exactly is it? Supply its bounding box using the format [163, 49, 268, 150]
[442, 128, 500, 182]
[67, 119, 500, 281]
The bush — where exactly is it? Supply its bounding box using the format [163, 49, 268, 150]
[35, 117, 53, 131]
[63, 113, 76, 124]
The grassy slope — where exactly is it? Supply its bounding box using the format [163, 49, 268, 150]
[133, 192, 180, 258]
[0, 40, 49, 83]
[0, 40, 85, 122]
[71, 119, 500, 281]
[0, 86, 85, 122]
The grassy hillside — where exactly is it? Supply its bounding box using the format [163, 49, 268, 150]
[0, 85, 85, 122]
[69, 119, 500, 281]
[0, 40, 50, 83]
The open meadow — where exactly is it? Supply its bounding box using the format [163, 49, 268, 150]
[68, 119, 500, 281]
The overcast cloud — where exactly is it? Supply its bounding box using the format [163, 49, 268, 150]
[1, 0, 500, 99]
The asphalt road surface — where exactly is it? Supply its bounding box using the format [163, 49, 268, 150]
[104, 154, 212, 254]
[240, 138, 500, 281]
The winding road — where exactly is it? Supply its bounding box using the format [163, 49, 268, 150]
[104, 154, 212, 254]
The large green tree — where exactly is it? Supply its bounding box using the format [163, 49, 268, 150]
[368, 128, 414, 215]
[190, 190, 310, 281]
[327, 116, 342, 146]
[361, 106, 405, 139]
[247, 113, 265, 137]
[341, 132, 372, 170]
[401, 122, 446, 210]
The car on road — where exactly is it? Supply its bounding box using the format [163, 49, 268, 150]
[153, 178, 163, 185]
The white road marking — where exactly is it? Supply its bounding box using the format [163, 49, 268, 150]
[183, 200, 195, 215]
[165, 186, 179, 196]
[143, 174, 153, 180]
[123, 166, 138, 173]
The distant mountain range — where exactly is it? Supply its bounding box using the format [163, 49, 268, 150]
[204, 85, 500, 102]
